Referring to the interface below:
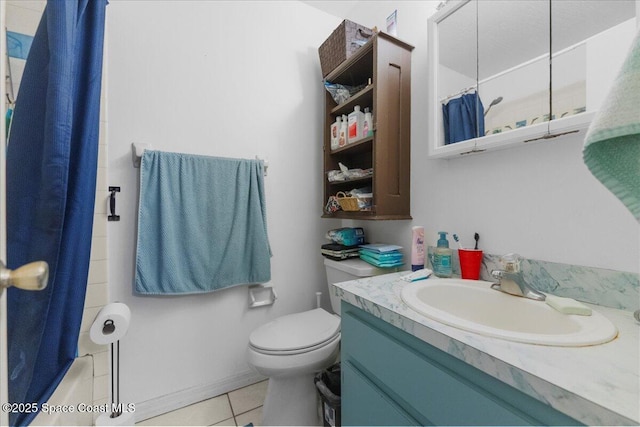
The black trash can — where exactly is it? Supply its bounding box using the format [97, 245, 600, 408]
[315, 363, 341, 427]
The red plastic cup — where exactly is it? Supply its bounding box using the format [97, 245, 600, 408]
[459, 249, 483, 280]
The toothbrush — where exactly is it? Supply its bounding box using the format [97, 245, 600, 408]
[452, 234, 463, 249]
[474, 232, 480, 250]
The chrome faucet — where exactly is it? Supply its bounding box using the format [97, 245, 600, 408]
[490, 253, 546, 301]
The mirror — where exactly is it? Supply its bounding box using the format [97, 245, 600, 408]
[477, 1, 550, 136]
[437, 1, 480, 145]
[430, 0, 637, 156]
[551, 0, 636, 121]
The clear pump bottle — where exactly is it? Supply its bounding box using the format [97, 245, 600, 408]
[433, 231, 453, 278]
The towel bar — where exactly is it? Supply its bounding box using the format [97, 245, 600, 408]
[132, 142, 152, 167]
[249, 284, 277, 308]
[256, 155, 269, 176]
[133, 143, 268, 176]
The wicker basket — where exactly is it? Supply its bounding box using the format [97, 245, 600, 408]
[319, 20, 374, 77]
[336, 191, 359, 211]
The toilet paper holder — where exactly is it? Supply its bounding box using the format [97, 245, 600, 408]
[249, 284, 277, 308]
[90, 303, 133, 424]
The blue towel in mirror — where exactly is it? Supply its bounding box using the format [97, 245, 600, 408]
[442, 92, 485, 145]
[135, 151, 271, 294]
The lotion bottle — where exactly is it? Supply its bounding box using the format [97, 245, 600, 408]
[433, 231, 453, 278]
[411, 226, 425, 271]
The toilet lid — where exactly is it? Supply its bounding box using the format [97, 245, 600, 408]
[249, 308, 340, 352]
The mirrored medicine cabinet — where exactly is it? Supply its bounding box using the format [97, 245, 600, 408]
[427, 0, 638, 158]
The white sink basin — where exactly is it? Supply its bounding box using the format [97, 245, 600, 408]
[401, 278, 618, 346]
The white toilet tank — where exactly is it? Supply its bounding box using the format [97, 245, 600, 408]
[324, 258, 390, 315]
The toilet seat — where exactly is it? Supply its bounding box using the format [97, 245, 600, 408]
[249, 308, 340, 355]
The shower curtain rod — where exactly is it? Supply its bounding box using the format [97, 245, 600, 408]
[440, 85, 476, 103]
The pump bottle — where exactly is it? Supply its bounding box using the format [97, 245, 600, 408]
[433, 231, 453, 278]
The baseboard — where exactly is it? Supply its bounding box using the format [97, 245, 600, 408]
[133, 370, 267, 423]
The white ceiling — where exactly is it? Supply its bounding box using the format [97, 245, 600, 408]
[299, 1, 362, 19]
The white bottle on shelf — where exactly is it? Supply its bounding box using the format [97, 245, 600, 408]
[331, 116, 341, 150]
[348, 105, 365, 143]
[363, 107, 373, 137]
[339, 114, 348, 148]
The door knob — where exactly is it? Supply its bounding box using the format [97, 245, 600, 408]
[0, 261, 49, 291]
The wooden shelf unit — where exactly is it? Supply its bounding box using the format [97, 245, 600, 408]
[322, 32, 413, 220]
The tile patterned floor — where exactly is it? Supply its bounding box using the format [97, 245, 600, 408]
[137, 380, 268, 426]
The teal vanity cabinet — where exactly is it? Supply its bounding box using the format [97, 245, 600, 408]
[341, 302, 582, 426]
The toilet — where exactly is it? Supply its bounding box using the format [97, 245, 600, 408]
[247, 258, 388, 426]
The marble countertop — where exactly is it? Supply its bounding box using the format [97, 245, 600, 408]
[332, 272, 640, 426]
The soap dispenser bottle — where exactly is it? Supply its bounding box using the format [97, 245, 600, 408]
[433, 231, 453, 278]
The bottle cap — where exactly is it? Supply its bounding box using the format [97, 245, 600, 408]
[437, 231, 449, 248]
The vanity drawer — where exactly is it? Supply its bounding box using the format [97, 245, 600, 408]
[342, 360, 419, 426]
[341, 302, 581, 426]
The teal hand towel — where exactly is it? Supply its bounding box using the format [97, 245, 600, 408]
[359, 253, 404, 268]
[135, 151, 271, 295]
[583, 28, 640, 221]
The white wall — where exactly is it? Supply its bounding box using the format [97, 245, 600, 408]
[106, 0, 340, 414]
[106, 0, 639, 416]
[341, 1, 639, 273]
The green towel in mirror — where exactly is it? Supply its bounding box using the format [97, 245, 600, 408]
[584, 29, 640, 222]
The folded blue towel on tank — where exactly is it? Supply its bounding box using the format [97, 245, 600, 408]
[135, 150, 271, 295]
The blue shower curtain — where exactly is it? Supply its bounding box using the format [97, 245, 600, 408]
[5, 1, 107, 425]
[442, 92, 485, 144]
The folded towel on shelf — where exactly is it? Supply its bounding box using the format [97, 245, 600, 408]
[583, 29, 640, 221]
[358, 243, 403, 253]
[135, 150, 271, 295]
[359, 252, 404, 268]
[359, 249, 403, 262]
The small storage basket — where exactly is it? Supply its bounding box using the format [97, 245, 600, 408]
[319, 20, 374, 77]
[336, 191, 359, 211]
